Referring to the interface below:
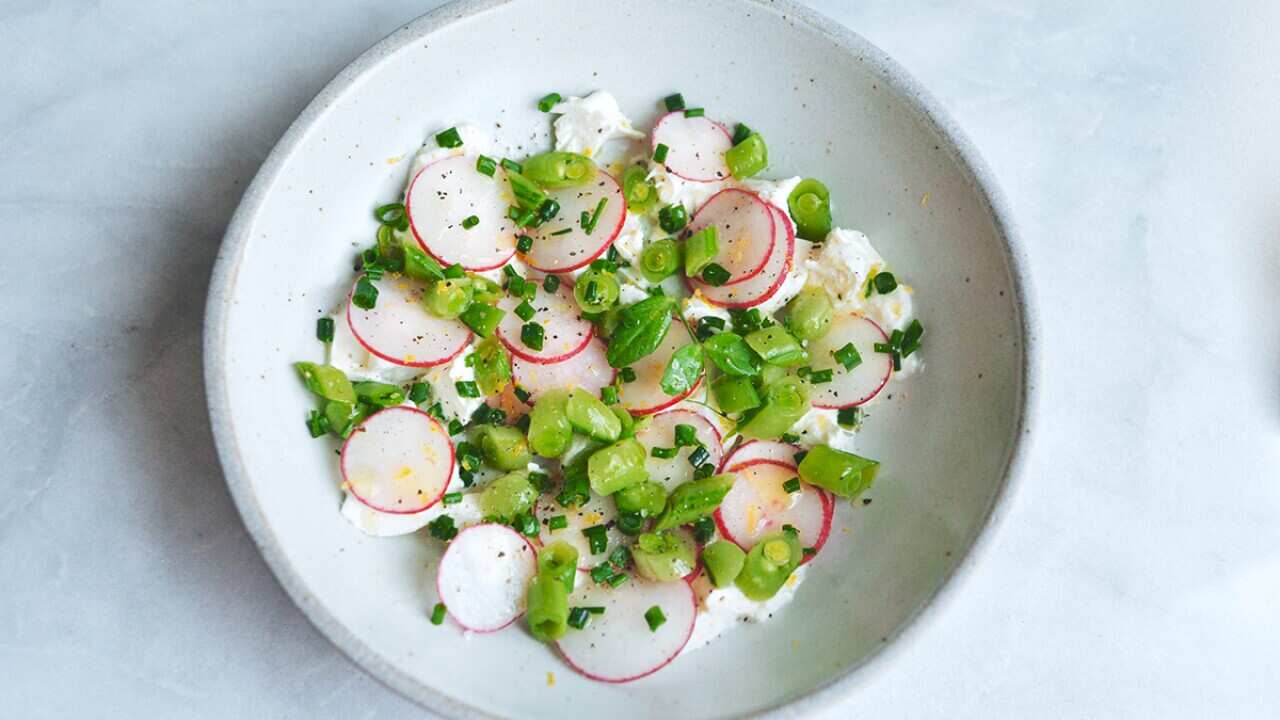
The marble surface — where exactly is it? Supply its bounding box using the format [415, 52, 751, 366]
[1, 1, 1276, 717]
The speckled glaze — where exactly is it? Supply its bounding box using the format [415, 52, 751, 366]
[203, 0, 1038, 717]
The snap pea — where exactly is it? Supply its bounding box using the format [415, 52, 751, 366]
[375, 225, 405, 272]
[459, 302, 505, 338]
[479, 425, 531, 471]
[745, 326, 807, 367]
[797, 444, 881, 499]
[632, 531, 696, 582]
[352, 381, 404, 408]
[522, 151, 597, 188]
[538, 540, 579, 594]
[702, 540, 747, 588]
[785, 285, 833, 341]
[759, 363, 788, 387]
[639, 237, 681, 283]
[702, 332, 762, 377]
[735, 529, 802, 600]
[526, 573, 570, 642]
[711, 374, 761, 414]
[614, 480, 668, 518]
[787, 178, 832, 241]
[479, 470, 538, 519]
[294, 362, 356, 404]
[556, 457, 592, 508]
[507, 170, 548, 214]
[622, 164, 658, 212]
[470, 275, 503, 304]
[724, 132, 768, 180]
[423, 278, 473, 319]
[574, 268, 620, 314]
[587, 438, 647, 496]
[528, 389, 573, 457]
[566, 388, 621, 442]
[683, 226, 718, 277]
[653, 473, 735, 531]
[737, 376, 810, 439]
[611, 405, 636, 439]
[472, 337, 511, 396]
[401, 238, 444, 281]
[323, 399, 366, 438]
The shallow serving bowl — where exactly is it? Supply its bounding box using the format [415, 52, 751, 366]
[204, 0, 1036, 716]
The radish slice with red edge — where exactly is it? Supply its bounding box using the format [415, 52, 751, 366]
[406, 155, 517, 271]
[719, 439, 802, 471]
[496, 282, 593, 363]
[512, 337, 615, 401]
[435, 523, 538, 632]
[340, 406, 454, 514]
[686, 188, 775, 285]
[557, 573, 696, 683]
[535, 492, 621, 569]
[806, 313, 893, 409]
[617, 320, 701, 415]
[650, 112, 733, 182]
[689, 203, 794, 308]
[635, 409, 723, 492]
[346, 275, 472, 367]
[714, 460, 833, 561]
[522, 173, 626, 273]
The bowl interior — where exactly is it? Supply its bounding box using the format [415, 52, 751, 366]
[209, 0, 1028, 717]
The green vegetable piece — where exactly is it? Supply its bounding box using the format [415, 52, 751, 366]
[737, 376, 810, 439]
[632, 531, 696, 582]
[430, 602, 447, 625]
[724, 132, 768, 179]
[658, 204, 688, 234]
[537, 92, 562, 112]
[423, 278, 474, 319]
[660, 342, 703, 397]
[523, 151, 597, 188]
[471, 275, 503, 304]
[745, 325, 808, 367]
[539, 540, 580, 594]
[639, 237, 680, 283]
[435, 127, 463, 148]
[873, 271, 898, 294]
[294, 362, 356, 404]
[352, 381, 404, 408]
[787, 178, 832, 242]
[351, 276, 379, 309]
[784, 286, 832, 341]
[663, 93, 685, 112]
[401, 238, 445, 281]
[702, 540, 747, 588]
[480, 426, 532, 471]
[574, 268, 620, 313]
[507, 169, 548, 212]
[605, 295, 676, 369]
[611, 405, 636, 439]
[622, 164, 658, 212]
[701, 332, 762, 377]
[473, 338, 512, 396]
[683, 225, 719, 277]
[654, 473, 735, 531]
[587, 438, 648, 496]
[614, 481, 668, 517]
[480, 470, 538, 519]
[528, 389, 574, 457]
[527, 573, 570, 642]
[566, 388, 622, 442]
[797, 444, 881, 499]
[711, 375, 762, 413]
[375, 225, 405, 271]
[735, 530, 802, 600]
[459, 302, 505, 338]
[323, 399, 365, 438]
[759, 362, 787, 387]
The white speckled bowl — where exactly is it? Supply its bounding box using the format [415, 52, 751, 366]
[204, 0, 1037, 717]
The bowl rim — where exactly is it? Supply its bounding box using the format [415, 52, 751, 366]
[202, 0, 1040, 716]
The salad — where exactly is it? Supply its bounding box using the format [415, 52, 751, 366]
[293, 90, 924, 683]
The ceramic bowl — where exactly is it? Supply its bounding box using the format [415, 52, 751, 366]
[204, 0, 1037, 716]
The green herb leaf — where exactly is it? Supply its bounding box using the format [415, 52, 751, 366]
[701, 332, 762, 377]
[605, 295, 676, 368]
[660, 343, 703, 396]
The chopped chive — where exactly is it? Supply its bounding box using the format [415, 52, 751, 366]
[515, 300, 536, 322]
[428, 515, 458, 541]
[650, 446, 678, 459]
[542, 275, 561, 292]
[683, 108, 704, 118]
[780, 432, 800, 443]
[443, 263, 466, 279]
[781, 523, 799, 537]
[694, 316, 725, 341]
[305, 410, 329, 438]
[352, 277, 379, 309]
[503, 265, 519, 279]
[435, 127, 463, 148]
[688, 445, 710, 468]
[500, 158, 523, 174]
[833, 342, 862, 371]
[619, 367, 637, 383]
[408, 382, 430, 404]
[516, 235, 534, 253]
[809, 369, 834, 384]
[443, 492, 462, 505]
[673, 423, 697, 447]
[793, 450, 808, 464]
[548, 515, 568, 531]
[567, 606, 590, 629]
[700, 263, 730, 286]
[475, 155, 497, 177]
[837, 407, 860, 427]
[657, 204, 687, 233]
[513, 385, 532, 404]
[873, 342, 894, 354]
[520, 322, 545, 351]
[538, 198, 561, 222]
[426, 402, 445, 420]
[892, 351, 902, 371]
[455, 380, 480, 398]
[608, 545, 631, 570]
[583, 524, 608, 555]
[783, 477, 802, 493]
[796, 366, 811, 378]
[803, 546, 817, 556]
[617, 511, 644, 535]
[315, 317, 335, 343]
[692, 516, 716, 543]
[551, 227, 573, 236]
[590, 563, 615, 584]
[580, 197, 608, 234]
[374, 202, 407, 226]
[461, 215, 480, 230]
[653, 143, 669, 163]
[586, 606, 605, 615]
[644, 605, 666, 631]
[890, 329, 905, 350]
[901, 319, 925, 357]
[447, 418, 465, 435]
[663, 93, 685, 112]
[606, 572, 629, 588]
[731, 122, 753, 146]
[873, 271, 898, 294]
[600, 385, 619, 405]
[513, 511, 539, 537]
[528, 470, 550, 492]
[430, 602, 447, 625]
[694, 462, 715, 479]
[537, 92, 562, 112]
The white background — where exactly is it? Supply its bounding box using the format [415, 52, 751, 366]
[2, 1, 1277, 717]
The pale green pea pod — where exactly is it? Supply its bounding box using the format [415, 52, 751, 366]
[352, 381, 404, 408]
[528, 389, 573, 458]
[538, 541, 579, 594]
[653, 473, 735, 531]
[479, 425, 531, 471]
[632, 531, 696, 582]
[614, 480, 667, 517]
[702, 540, 747, 588]
[785, 285, 833, 341]
[797, 444, 880, 499]
[294, 362, 356, 404]
[587, 438, 647, 496]
[479, 470, 538, 519]
[737, 376, 809, 440]
[522, 151, 597, 188]
[735, 530, 802, 601]
[526, 573, 570, 642]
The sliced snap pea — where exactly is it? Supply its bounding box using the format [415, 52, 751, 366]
[622, 164, 659, 212]
[797, 444, 881, 499]
[294, 362, 356, 404]
[787, 178, 832, 242]
[611, 405, 636, 439]
[459, 302, 505, 338]
[323, 399, 366, 438]
[523, 151, 597, 188]
[472, 337, 511, 396]
[735, 529, 802, 601]
[745, 325, 808, 367]
[632, 531, 696, 582]
[526, 573, 570, 642]
[423, 278, 474, 319]
[702, 540, 747, 588]
[785, 285, 833, 341]
[683, 226, 718, 277]
[538, 541, 580, 594]
[528, 389, 573, 458]
[566, 388, 622, 442]
[401, 238, 444, 281]
[724, 132, 768, 179]
[586, 437, 647, 496]
[737, 376, 809, 440]
[711, 375, 761, 414]
[653, 473, 735, 531]
[614, 480, 668, 518]
[639, 237, 681, 283]
[479, 470, 538, 519]
[574, 268, 620, 314]
[479, 425, 532, 471]
[352, 381, 404, 408]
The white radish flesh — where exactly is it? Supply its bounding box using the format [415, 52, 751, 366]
[523, 173, 626, 273]
[406, 155, 517, 271]
[650, 112, 733, 182]
[535, 492, 621, 569]
[511, 337, 614, 401]
[617, 320, 701, 415]
[635, 409, 724, 493]
[557, 575, 697, 683]
[345, 275, 472, 367]
[496, 282, 594, 363]
[805, 313, 893, 409]
[340, 407, 454, 514]
[686, 188, 775, 285]
[689, 203, 793, 308]
[339, 493, 433, 537]
[714, 460, 833, 559]
[719, 439, 802, 471]
[435, 523, 538, 632]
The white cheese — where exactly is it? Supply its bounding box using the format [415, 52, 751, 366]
[407, 123, 502, 180]
[550, 91, 644, 158]
[649, 162, 726, 210]
[682, 565, 808, 653]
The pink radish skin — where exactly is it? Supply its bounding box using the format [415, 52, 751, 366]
[806, 314, 893, 409]
[686, 188, 775, 286]
[406, 155, 517, 271]
[714, 460, 833, 562]
[617, 320, 701, 415]
[650, 112, 733, 182]
[635, 409, 724, 493]
[435, 523, 538, 633]
[688, 203, 795, 309]
[340, 406, 454, 514]
[496, 282, 594, 364]
[523, 173, 626, 274]
[346, 276, 473, 367]
[511, 337, 615, 401]
[719, 439, 801, 472]
[534, 493, 621, 569]
[557, 573, 697, 683]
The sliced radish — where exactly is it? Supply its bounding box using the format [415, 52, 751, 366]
[689, 203, 794, 308]
[435, 523, 538, 632]
[340, 406, 454, 514]
[650, 112, 733, 182]
[805, 314, 893, 409]
[557, 573, 696, 683]
[635, 409, 724, 493]
[535, 492, 621, 569]
[406, 155, 517, 271]
[346, 275, 472, 367]
[686, 188, 775, 285]
[512, 337, 615, 401]
[522, 173, 626, 273]
[617, 320, 701, 415]
[340, 493, 433, 537]
[719, 439, 802, 471]
[714, 460, 833, 559]
[496, 282, 593, 363]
